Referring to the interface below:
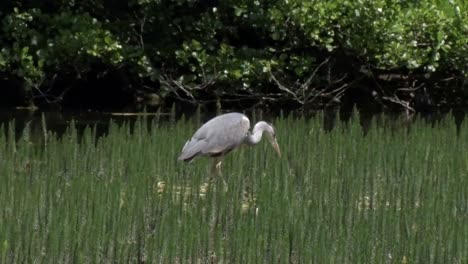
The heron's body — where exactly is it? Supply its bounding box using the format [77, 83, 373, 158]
[178, 112, 280, 162]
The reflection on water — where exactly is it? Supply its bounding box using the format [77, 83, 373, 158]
[0, 108, 465, 143]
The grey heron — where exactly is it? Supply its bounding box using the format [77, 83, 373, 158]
[178, 112, 281, 183]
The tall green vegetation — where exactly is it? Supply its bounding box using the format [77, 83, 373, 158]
[0, 0, 467, 109]
[0, 114, 466, 262]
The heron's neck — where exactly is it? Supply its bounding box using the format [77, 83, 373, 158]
[245, 130, 263, 145]
[245, 122, 269, 145]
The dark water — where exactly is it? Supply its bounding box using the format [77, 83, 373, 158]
[0, 109, 166, 142]
[0, 108, 465, 142]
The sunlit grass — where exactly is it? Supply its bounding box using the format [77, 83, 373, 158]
[0, 113, 466, 263]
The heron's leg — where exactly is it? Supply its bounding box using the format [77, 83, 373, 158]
[215, 158, 227, 187]
[215, 160, 223, 169]
[209, 157, 227, 188]
[209, 159, 218, 182]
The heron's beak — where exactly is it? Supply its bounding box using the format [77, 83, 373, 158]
[271, 137, 281, 158]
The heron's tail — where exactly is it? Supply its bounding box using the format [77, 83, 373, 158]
[177, 139, 207, 162]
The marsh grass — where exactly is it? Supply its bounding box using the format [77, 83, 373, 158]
[0, 113, 466, 263]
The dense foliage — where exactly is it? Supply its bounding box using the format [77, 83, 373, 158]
[0, 0, 467, 110]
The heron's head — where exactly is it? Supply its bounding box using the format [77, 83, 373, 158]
[254, 121, 281, 158]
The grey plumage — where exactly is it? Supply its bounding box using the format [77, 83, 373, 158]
[178, 112, 281, 162]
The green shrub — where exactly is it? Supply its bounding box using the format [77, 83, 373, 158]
[0, 0, 466, 108]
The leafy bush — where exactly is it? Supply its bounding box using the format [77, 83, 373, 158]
[0, 0, 466, 109]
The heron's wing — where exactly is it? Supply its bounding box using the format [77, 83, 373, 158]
[202, 115, 250, 154]
[178, 113, 250, 161]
